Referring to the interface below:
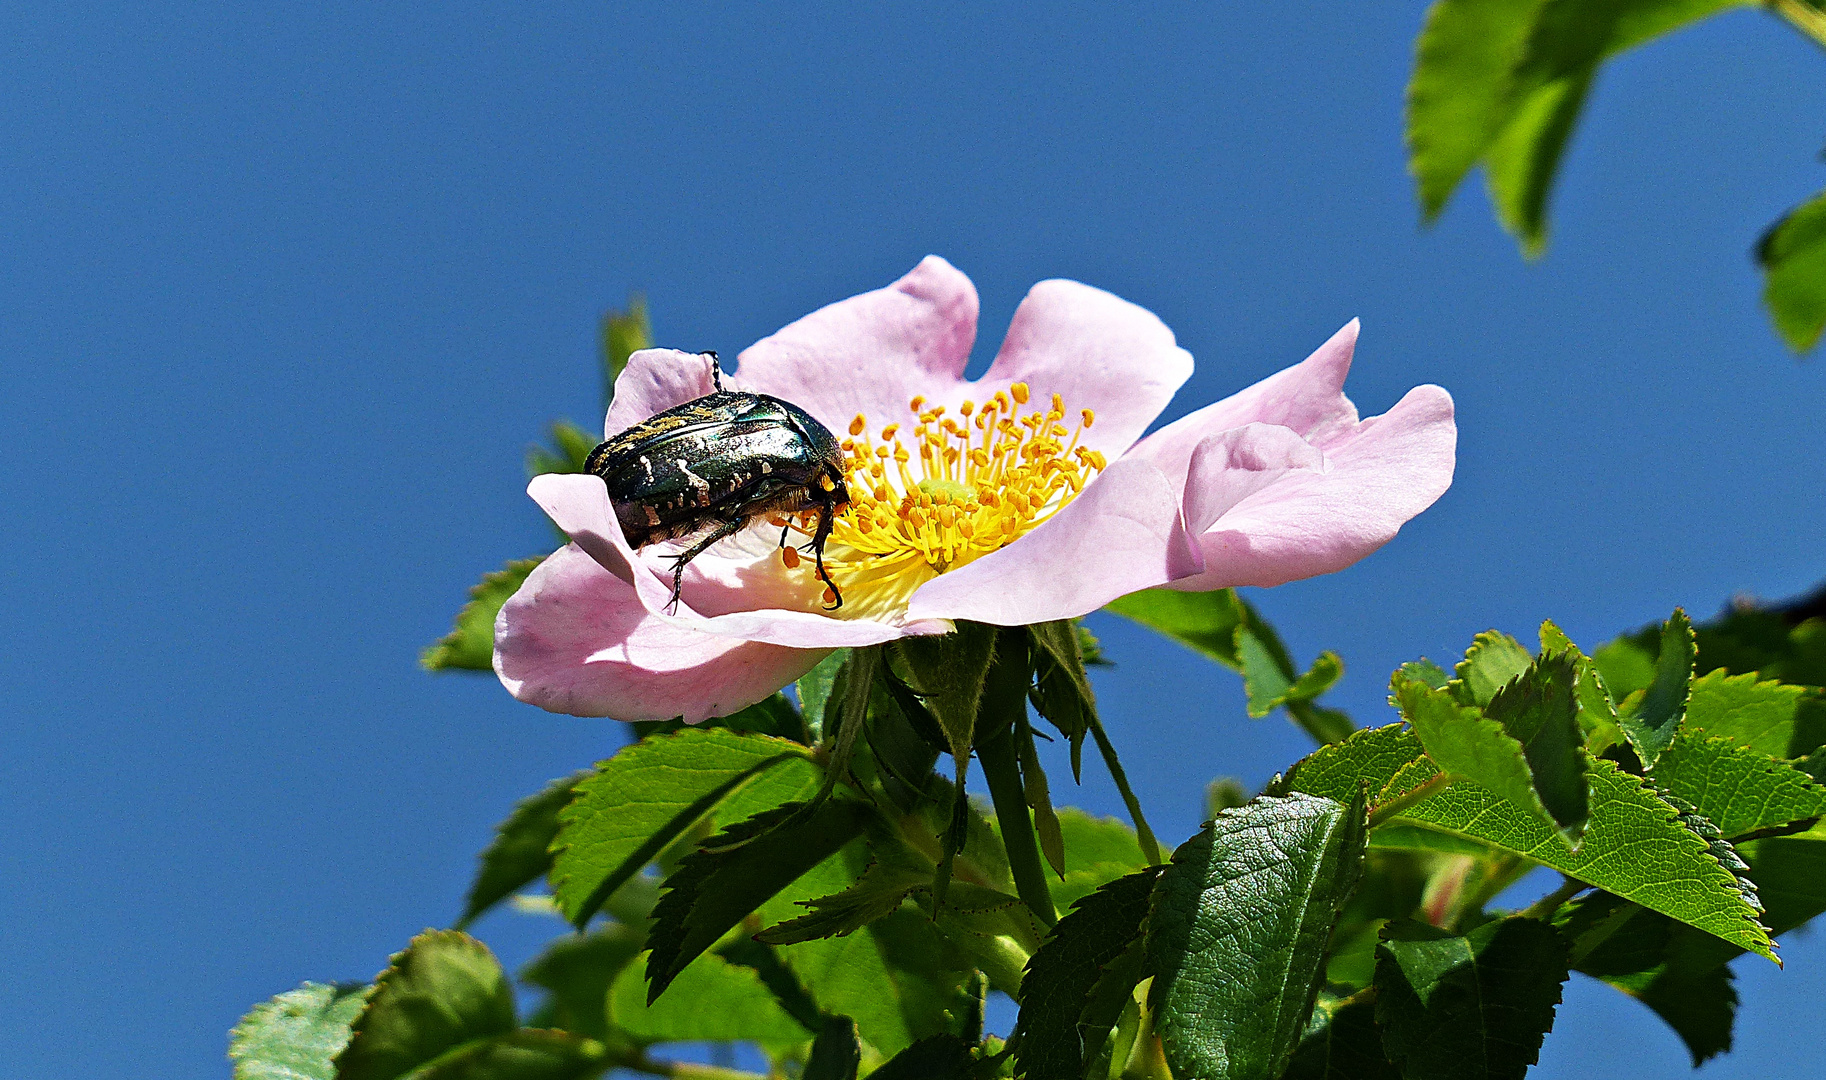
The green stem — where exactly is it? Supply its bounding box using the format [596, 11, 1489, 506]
[979, 718, 1060, 928]
[1769, 0, 1826, 51]
[1521, 875, 1589, 922]
[1088, 714, 1164, 864]
[1366, 773, 1459, 830]
[621, 1052, 770, 1080]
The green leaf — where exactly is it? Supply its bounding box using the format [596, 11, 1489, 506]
[458, 772, 585, 929]
[1620, 609, 1695, 768]
[796, 649, 849, 741]
[1374, 916, 1568, 1080]
[1147, 792, 1371, 1080]
[608, 949, 811, 1050]
[1450, 630, 1533, 706]
[645, 799, 872, 1001]
[1030, 619, 1095, 771]
[1695, 599, 1826, 688]
[421, 558, 542, 673]
[766, 874, 974, 1055]
[755, 845, 929, 946]
[526, 420, 598, 477]
[1650, 731, 1826, 838]
[803, 1016, 862, 1080]
[895, 622, 998, 765]
[551, 729, 818, 927]
[1105, 588, 1351, 741]
[1045, 809, 1153, 913]
[1012, 868, 1161, 1080]
[1556, 892, 1738, 1066]
[1685, 668, 1818, 759]
[1397, 654, 1589, 839]
[229, 982, 371, 1080]
[336, 930, 517, 1080]
[869, 1035, 977, 1080]
[1760, 188, 1826, 351]
[518, 924, 644, 1041]
[1406, 0, 1743, 254]
[1276, 726, 1775, 958]
[1282, 994, 1398, 1080]
[1104, 587, 1249, 668]
[600, 295, 651, 407]
[819, 646, 884, 804]
[393, 1030, 607, 1080]
[1241, 630, 1343, 720]
[1539, 619, 1627, 750]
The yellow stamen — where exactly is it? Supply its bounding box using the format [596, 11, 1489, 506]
[757, 383, 1105, 620]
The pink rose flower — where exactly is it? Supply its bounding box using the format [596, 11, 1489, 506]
[495, 257, 1456, 722]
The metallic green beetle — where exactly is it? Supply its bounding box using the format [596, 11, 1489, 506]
[585, 353, 850, 610]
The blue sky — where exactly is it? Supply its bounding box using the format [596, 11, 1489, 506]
[3, 3, 1824, 1077]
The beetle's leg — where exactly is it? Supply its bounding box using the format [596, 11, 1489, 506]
[701, 350, 722, 392]
[778, 522, 791, 549]
[807, 502, 842, 610]
[661, 515, 749, 611]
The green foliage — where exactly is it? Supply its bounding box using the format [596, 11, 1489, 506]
[1028, 619, 1095, 771]
[229, 982, 371, 1080]
[1105, 587, 1352, 742]
[1047, 809, 1153, 912]
[525, 420, 598, 477]
[895, 621, 998, 768]
[804, 1016, 863, 1080]
[1374, 916, 1568, 1080]
[1759, 188, 1826, 351]
[1619, 609, 1695, 768]
[550, 729, 818, 926]
[1012, 869, 1160, 1079]
[518, 924, 643, 1041]
[608, 950, 810, 1050]
[421, 558, 543, 672]
[871, 1035, 979, 1079]
[600, 294, 651, 407]
[645, 799, 872, 1001]
[1650, 731, 1826, 839]
[337, 930, 552, 1080]
[797, 649, 849, 740]
[1449, 630, 1533, 706]
[458, 772, 585, 929]
[1283, 994, 1397, 1080]
[1147, 792, 1370, 1080]
[1276, 724, 1775, 958]
[1407, 0, 1744, 254]
[1686, 669, 1823, 758]
[1396, 654, 1589, 840]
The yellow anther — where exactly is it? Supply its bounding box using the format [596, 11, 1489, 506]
[1052, 424, 1069, 438]
[1081, 408, 1095, 427]
[873, 486, 890, 501]
[909, 396, 925, 412]
[960, 400, 975, 416]
[850, 415, 867, 436]
[822, 585, 837, 605]
[893, 447, 909, 463]
[1051, 392, 1063, 413]
[880, 423, 899, 440]
[818, 474, 836, 491]
[780, 546, 802, 569]
[1011, 382, 1030, 405]
[971, 449, 989, 467]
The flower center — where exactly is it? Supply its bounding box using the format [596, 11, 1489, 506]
[779, 382, 1106, 621]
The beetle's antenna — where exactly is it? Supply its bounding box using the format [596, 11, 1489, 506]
[700, 350, 723, 392]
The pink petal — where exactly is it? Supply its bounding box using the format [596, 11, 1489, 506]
[494, 544, 830, 723]
[903, 457, 1204, 626]
[528, 473, 949, 648]
[734, 256, 980, 435]
[1180, 424, 1327, 533]
[1132, 320, 1363, 488]
[978, 278, 1194, 459]
[1168, 384, 1457, 591]
[603, 348, 722, 436]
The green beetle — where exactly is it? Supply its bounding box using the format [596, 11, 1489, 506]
[585, 353, 851, 610]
